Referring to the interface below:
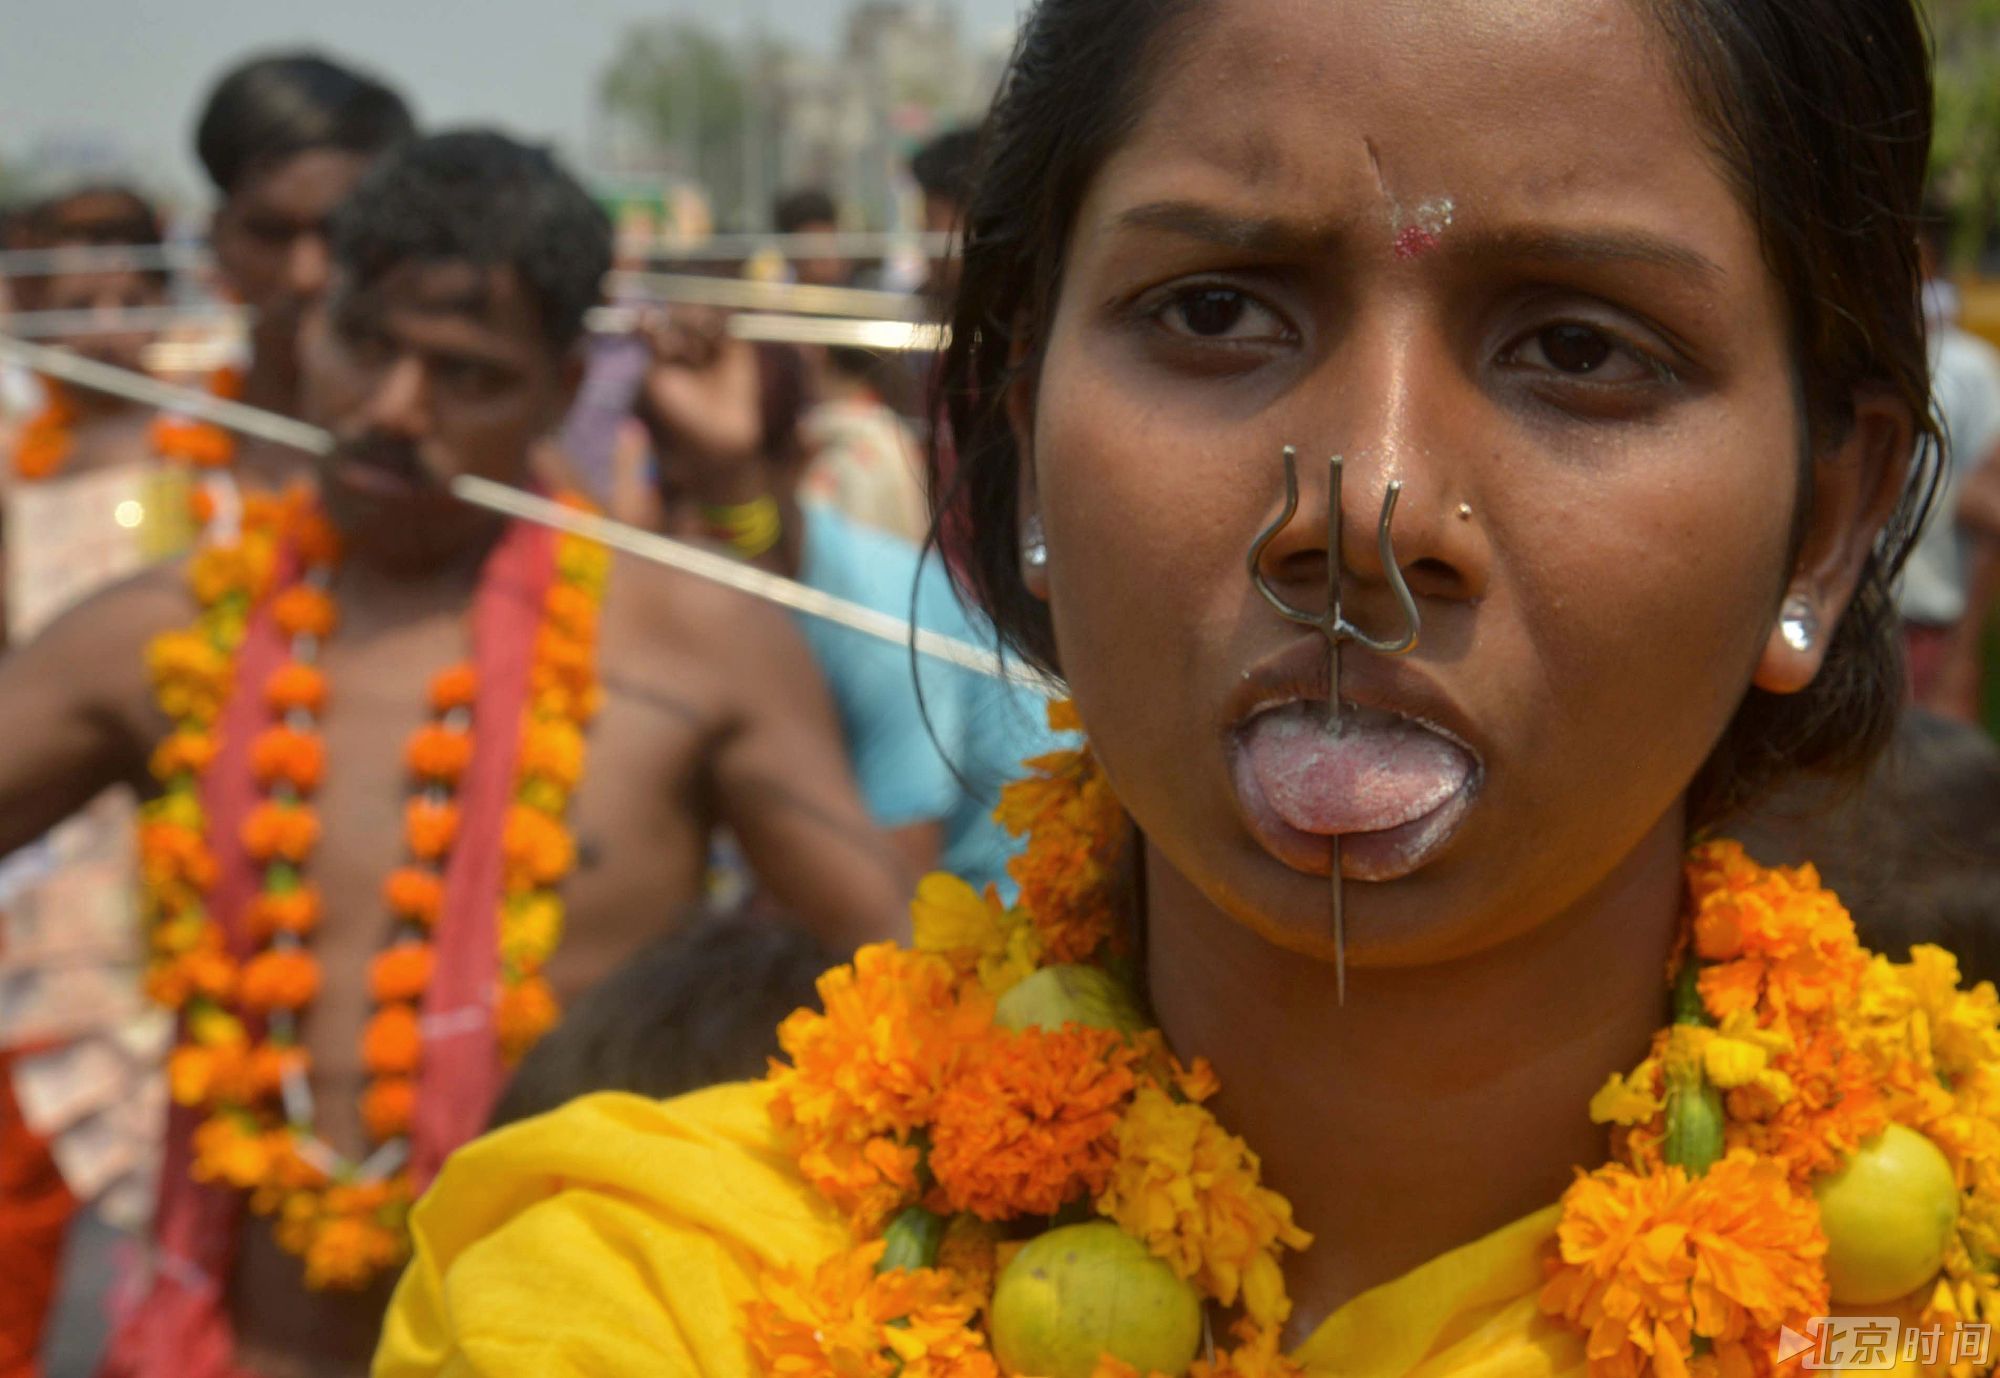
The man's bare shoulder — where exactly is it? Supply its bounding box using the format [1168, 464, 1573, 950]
[23, 558, 192, 655]
[599, 549, 807, 672]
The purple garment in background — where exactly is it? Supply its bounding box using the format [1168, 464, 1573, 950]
[558, 332, 651, 502]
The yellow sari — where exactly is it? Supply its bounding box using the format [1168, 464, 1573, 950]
[373, 1083, 1584, 1377]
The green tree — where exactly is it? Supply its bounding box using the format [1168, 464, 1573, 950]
[1929, 0, 2000, 266]
[600, 21, 750, 219]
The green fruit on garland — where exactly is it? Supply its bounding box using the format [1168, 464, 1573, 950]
[1815, 1124, 1960, 1305]
[994, 964, 1146, 1036]
[989, 1222, 1203, 1378]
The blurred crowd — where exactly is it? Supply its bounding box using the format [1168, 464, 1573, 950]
[0, 40, 1997, 1378]
[0, 50, 1054, 1378]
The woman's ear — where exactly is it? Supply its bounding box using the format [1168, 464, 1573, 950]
[1753, 389, 1915, 694]
[1006, 323, 1050, 600]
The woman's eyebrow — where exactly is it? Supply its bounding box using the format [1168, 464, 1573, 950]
[1467, 226, 1727, 281]
[1112, 201, 1726, 283]
[1113, 200, 1341, 255]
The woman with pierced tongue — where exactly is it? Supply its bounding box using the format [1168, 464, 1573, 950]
[377, 2, 1982, 1375]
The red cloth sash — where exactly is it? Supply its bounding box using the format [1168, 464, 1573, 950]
[99, 517, 556, 1378]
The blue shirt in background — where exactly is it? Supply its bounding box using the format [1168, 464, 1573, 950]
[794, 501, 1062, 894]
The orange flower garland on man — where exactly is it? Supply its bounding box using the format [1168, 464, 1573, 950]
[0, 184, 199, 1378]
[0, 131, 908, 1378]
[376, 2, 2000, 1376]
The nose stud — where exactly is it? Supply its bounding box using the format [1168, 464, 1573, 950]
[1245, 446, 1422, 1002]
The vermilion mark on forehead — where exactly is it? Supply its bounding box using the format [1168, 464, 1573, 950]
[1393, 224, 1440, 260]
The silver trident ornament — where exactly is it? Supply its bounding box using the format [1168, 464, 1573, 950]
[1245, 447, 1423, 1003]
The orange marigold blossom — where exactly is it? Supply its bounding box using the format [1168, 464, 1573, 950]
[190, 1117, 276, 1190]
[152, 416, 235, 469]
[241, 802, 319, 864]
[744, 1241, 998, 1378]
[150, 730, 220, 780]
[246, 887, 323, 939]
[264, 663, 328, 715]
[518, 720, 586, 790]
[427, 663, 479, 712]
[404, 799, 461, 861]
[995, 707, 1127, 963]
[404, 725, 473, 783]
[361, 1078, 417, 1141]
[496, 976, 559, 1062]
[1096, 1084, 1310, 1330]
[368, 943, 436, 1004]
[248, 1044, 309, 1096]
[928, 1024, 1138, 1221]
[251, 726, 327, 791]
[1539, 1152, 1828, 1378]
[169, 1042, 256, 1107]
[770, 944, 995, 1230]
[383, 867, 445, 926]
[271, 586, 336, 640]
[239, 949, 323, 1011]
[543, 583, 600, 641]
[189, 544, 261, 605]
[1186, 1322, 1309, 1378]
[302, 1215, 406, 1292]
[362, 1006, 423, 1077]
[291, 510, 342, 567]
[502, 805, 573, 888]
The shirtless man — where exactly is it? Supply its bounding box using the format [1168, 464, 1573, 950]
[0, 131, 907, 1377]
[195, 52, 415, 487]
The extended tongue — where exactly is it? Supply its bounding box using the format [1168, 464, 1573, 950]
[1243, 705, 1472, 836]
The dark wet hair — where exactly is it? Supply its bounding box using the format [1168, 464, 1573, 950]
[773, 187, 839, 234]
[932, 0, 1939, 830]
[486, 900, 829, 1128]
[329, 130, 611, 353]
[195, 52, 414, 196]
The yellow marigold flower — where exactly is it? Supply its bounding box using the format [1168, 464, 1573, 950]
[929, 1025, 1138, 1220]
[1096, 1084, 1311, 1329]
[1539, 1151, 1827, 1377]
[501, 893, 565, 968]
[911, 873, 1041, 996]
[769, 944, 994, 1231]
[1588, 1067, 1662, 1128]
[744, 1241, 999, 1378]
[1187, 1320, 1308, 1378]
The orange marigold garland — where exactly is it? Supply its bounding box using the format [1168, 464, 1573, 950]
[758, 705, 2000, 1378]
[142, 496, 607, 1291]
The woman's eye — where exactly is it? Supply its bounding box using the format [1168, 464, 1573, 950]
[1154, 286, 1290, 344]
[1506, 322, 1666, 386]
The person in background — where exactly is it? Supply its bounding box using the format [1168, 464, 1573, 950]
[0, 130, 904, 1378]
[771, 187, 852, 291]
[907, 125, 980, 310]
[636, 312, 1061, 893]
[0, 184, 189, 1378]
[1900, 197, 2000, 719]
[486, 898, 830, 1130]
[194, 51, 415, 488]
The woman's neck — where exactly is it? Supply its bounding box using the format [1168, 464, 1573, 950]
[1144, 810, 1686, 1340]
[241, 329, 299, 420]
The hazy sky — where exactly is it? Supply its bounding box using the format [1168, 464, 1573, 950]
[0, 0, 1023, 207]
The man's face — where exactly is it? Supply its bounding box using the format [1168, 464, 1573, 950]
[38, 259, 166, 377]
[790, 219, 849, 290]
[211, 148, 375, 334]
[299, 259, 580, 564]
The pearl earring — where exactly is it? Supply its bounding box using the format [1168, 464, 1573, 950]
[1779, 597, 1818, 653]
[1022, 514, 1048, 572]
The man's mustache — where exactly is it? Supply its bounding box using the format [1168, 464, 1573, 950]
[330, 436, 439, 489]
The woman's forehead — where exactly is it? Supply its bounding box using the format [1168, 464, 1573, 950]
[1083, 0, 1742, 263]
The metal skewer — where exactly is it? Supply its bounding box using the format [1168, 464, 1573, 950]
[0, 333, 1007, 679]
[1246, 447, 1422, 1002]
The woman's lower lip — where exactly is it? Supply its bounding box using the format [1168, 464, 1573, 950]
[1227, 742, 1479, 882]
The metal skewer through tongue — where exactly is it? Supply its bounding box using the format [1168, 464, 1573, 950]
[0, 332, 1013, 681]
[1246, 448, 1422, 1003]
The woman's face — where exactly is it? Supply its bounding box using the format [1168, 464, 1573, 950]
[1025, 0, 1893, 966]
